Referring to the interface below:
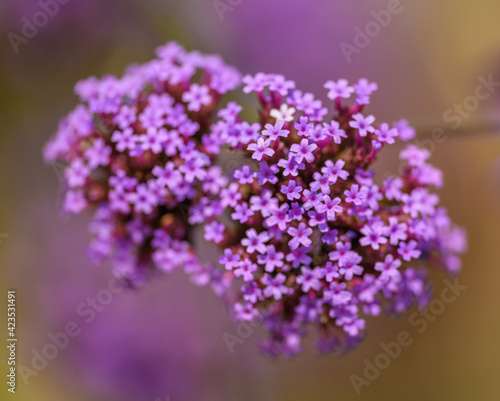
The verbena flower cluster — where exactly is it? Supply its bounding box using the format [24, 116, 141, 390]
[44, 42, 467, 357]
[44, 42, 241, 285]
[204, 74, 467, 356]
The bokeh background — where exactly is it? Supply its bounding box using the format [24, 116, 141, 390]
[1, 0, 500, 400]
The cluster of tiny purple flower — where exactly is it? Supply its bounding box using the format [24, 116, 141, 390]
[44, 42, 467, 357]
[43, 42, 241, 285]
[205, 74, 467, 357]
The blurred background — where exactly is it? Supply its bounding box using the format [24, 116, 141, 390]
[1, 0, 500, 400]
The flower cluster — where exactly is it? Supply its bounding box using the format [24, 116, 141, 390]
[203, 74, 467, 356]
[43, 42, 241, 285]
[44, 42, 467, 357]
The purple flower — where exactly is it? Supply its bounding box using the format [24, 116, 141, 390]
[308, 210, 327, 229]
[113, 105, 137, 129]
[263, 120, 290, 140]
[281, 180, 302, 201]
[139, 127, 167, 154]
[231, 203, 254, 223]
[393, 119, 416, 141]
[343, 318, 365, 337]
[84, 138, 111, 168]
[204, 221, 225, 244]
[353, 78, 378, 105]
[400, 145, 430, 167]
[359, 222, 388, 250]
[182, 84, 212, 111]
[247, 138, 275, 161]
[290, 139, 317, 163]
[261, 273, 289, 300]
[165, 104, 188, 128]
[401, 193, 421, 218]
[234, 302, 260, 321]
[322, 229, 338, 245]
[234, 259, 258, 282]
[180, 157, 207, 182]
[109, 188, 131, 214]
[203, 166, 228, 195]
[385, 217, 407, 245]
[257, 245, 285, 272]
[296, 267, 322, 292]
[338, 252, 363, 280]
[320, 262, 340, 282]
[349, 113, 376, 137]
[288, 202, 304, 221]
[302, 189, 321, 211]
[109, 170, 138, 191]
[294, 116, 314, 137]
[178, 142, 197, 160]
[221, 183, 242, 208]
[163, 130, 183, 156]
[256, 161, 279, 185]
[241, 229, 270, 254]
[219, 249, 241, 270]
[288, 223, 313, 249]
[266, 203, 290, 230]
[375, 123, 398, 144]
[240, 121, 261, 143]
[344, 184, 367, 206]
[140, 105, 166, 129]
[278, 156, 305, 177]
[218, 101, 242, 121]
[291, 91, 327, 120]
[286, 246, 312, 268]
[64, 189, 87, 213]
[398, 240, 422, 261]
[250, 191, 277, 217]
[328, 241, 351, 262]
[383, 177, 403, 201]
[309, 125, 327, 142]
[296, 296, 323, 323]
[324, 282, 352, 305]
[128, 184, 157, 214]
[242, 73, 268, 93]
[234, 165, 255, 184]
[268, 74, 295, 95]
[324, 79, 354, 100]
[364, 184, 383, 209]
[317, 195, 343, 221]
[322, 159, 349, 184]
[311, 172, 331, 194]
[65, 159, 90, 187]
[355, 168, 374, 186]
[322, 121, 347, 144]
[375, 254, 402, 281]
[242, 282, 263, 304]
